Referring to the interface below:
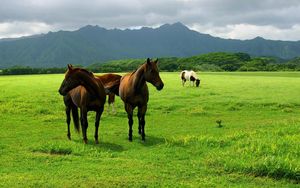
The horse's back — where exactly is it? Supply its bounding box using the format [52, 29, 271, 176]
[96, 74, 121, 85]
[96, 74, 122, 95]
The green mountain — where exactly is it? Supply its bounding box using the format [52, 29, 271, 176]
[0, 22, 300, 68]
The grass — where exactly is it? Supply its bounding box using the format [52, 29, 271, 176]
[0, 72, 300, 187]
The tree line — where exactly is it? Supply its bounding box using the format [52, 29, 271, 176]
[88, 52, 300, 72]
[0, 66, 66, 75]
[1, 52, 300, 75]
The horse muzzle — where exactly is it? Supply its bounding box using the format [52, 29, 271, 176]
[58, 88, 67, 96]
[156, 83, 164, 91]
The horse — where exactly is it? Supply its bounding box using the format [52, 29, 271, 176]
[58, 64, 107, 144]
[119, 58, 164, 141]
[95, 73, 122, 114]
[180, 70, 200, 87]
[62, 72, 121, 143]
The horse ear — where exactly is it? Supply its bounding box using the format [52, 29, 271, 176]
[147, 58, 151, 65]
[67, 64, 73, 70]
[154, 58, 159, 64]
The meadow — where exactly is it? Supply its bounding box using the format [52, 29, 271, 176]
[0, 72, 299, 187]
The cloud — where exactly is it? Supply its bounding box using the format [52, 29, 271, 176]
[0, 0, 300, 40]
[191, 24, 300, 41]
[0, 22, 54, 38]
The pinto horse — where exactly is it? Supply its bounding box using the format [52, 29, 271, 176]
[119, 58, 164, 141]
[58, 64, 106, 144]
[180, 70, 200, 87]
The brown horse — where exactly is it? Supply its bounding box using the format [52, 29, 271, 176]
[58, 64, 106, 144]
[62, 73, 121, 143]
[95, 73, 122, 114]
[119, 58, 164, 141]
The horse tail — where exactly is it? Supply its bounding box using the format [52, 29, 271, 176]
[105, 78, 121, 96]
[71, 106, 80, 133]
[108, 93, 115, 104]
[180, 71, 186, 79]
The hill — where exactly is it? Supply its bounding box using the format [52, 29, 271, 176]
[1, 22, 300, 68]
[88, 52, 300, 72]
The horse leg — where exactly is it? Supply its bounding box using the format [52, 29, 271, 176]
[80, 108, 88, 144]
[66, 105, 71, 140]
[94, 107, 104, 144]
[71, 106, 80, 132]
[138, 105, 147, 141]
[107, 102, 110, 114]
[138, 116, 141, 135]
[125, 103, 134, 141]
[111, 102, 116, 114]
[108, 94, 116, 114]
[111, 94, 116, 114]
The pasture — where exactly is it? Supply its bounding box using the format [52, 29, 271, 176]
[0, 72, 299, 187]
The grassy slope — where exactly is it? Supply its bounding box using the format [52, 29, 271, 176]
[0, 72, 299, 187]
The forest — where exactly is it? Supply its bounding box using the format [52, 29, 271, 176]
[1, 52, 300, 75]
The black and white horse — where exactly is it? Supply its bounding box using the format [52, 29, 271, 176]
[180, 70, 200, 87]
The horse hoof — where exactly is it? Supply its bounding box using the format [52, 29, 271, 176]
[95, 140, 99, 144]
[83, 139, 88, 144]
[128, 137, 132, 142]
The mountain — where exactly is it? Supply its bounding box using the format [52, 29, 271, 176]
[0, 22, 300, 68]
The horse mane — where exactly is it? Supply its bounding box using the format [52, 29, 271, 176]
[129, 62, 146, 77]
[76, 68, 94, 76]
[130, 69, 137, 76]
[73, 68, 104, 98]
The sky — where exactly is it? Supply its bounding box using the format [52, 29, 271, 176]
[0, 0, 300, 41]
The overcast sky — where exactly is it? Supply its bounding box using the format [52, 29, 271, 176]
[1, 0, 300, 41]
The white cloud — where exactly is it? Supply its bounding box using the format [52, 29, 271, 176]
[0, 22, 55, 38]
[191, 24, 300, 41]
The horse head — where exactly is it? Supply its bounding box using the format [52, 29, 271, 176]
[58, 64, 93, 96]
[196, 79, 200, 87]
[143, 58, 164, 90]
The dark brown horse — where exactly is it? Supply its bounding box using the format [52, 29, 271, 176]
[58, 64, 106, 144]
[95, 73, 122, 114]
[62, 72, 121, 143]
[119, 58, 164, 141]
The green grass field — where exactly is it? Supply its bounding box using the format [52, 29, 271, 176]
[0, 72, 299, 187]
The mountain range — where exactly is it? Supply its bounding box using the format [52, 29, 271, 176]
[0, 22, 300, 68]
